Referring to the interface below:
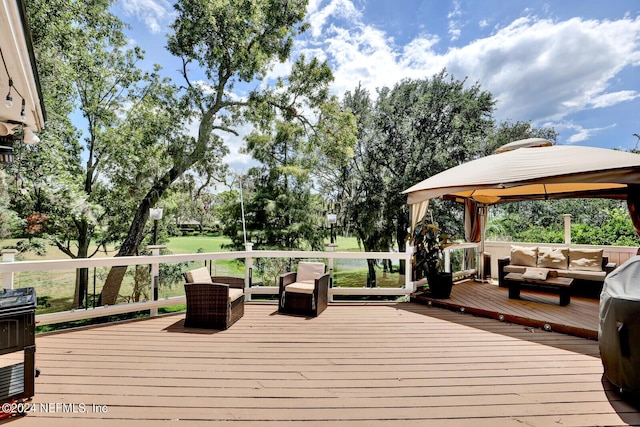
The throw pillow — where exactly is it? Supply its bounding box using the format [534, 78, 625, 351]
[186, 267, 213, 283]
[296, 261, 326, 283]
[510, 245, 538, 267]
[569, 248, 603, 272]
[522, 267, 550, 281]
[537, 247, 569, 269]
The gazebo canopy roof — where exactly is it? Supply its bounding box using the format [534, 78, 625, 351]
[403, 143, 640, 205]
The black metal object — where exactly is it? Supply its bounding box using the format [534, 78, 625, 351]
[0, 287, 36, 404]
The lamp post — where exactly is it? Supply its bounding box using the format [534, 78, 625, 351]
[327, 213, 337, 244]
[148, 207, 163, 308]
[149, 208, 163, 245]
[326, 213, 338, 292]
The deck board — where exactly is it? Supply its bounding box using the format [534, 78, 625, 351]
[412, 279, 600, 338]
[5, 303, 639, 426]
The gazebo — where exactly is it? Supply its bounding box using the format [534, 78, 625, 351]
[402, 139, 640, 277]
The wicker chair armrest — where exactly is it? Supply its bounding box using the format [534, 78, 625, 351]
[211, 276, 245, 289]
[278, 271, 296, 294]
[280, 271, 297, 284]
[314, 273, 330, 294]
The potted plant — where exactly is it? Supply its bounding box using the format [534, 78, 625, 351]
[412, 218, 454, 298]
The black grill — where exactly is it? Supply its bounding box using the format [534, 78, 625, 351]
[0, 287, 36, 404]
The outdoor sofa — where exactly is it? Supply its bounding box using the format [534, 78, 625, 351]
[498, 245, 616, 299]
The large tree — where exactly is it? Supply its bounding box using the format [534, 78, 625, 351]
[21, 0, 154, 308]
[98, 0, 354, 303]
[333, 72, 496, 284]
[238, 56, 356, 250]
[373, 71, 496, 249]
[333, 84, 391, 286]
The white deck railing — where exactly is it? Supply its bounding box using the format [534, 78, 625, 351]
[0, 243, 486, 326]
[0, 247, 402, 325]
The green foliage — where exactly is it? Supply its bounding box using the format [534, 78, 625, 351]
[234, 55, 356, 251]
[571, 208, 638, 246]
[412, 220, 453, 277]
[334, 72, 497, 257]
[486, 200, 639, 246]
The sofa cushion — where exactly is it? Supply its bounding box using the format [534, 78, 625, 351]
[228, 288, 244, 302]
[285, 282, 315, 294]
[537, 247, 569, 269]
[510, 245, 538, 267]
[504, 264, 526, 274]
[569, 248, 604, 272]
[556, 269, 606, 281]
[522, 267, 550, 281]
[296, 261, 326, 283]
[186, 267, 213, 284]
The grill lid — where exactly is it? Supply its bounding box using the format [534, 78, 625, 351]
[0, 288, 36, 311]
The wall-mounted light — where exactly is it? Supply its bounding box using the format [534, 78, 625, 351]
[23, 128, 39, 144]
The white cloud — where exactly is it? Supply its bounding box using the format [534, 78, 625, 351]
[590, 91, 640, 108]
[120, 0, 174, 34]
[306, 0, 362, 38]
[301, 2, 640, 131]
[220, 122, 257, 172]
[546, 120, 616, 144]
[446, 16, 640, 123]
[447, 1, 463, 41]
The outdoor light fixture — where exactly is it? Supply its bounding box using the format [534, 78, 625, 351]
[2, 48, 27, 122]
[149, 208, 163, 220]
[327, 213, 337, 244]
[5, 78, 12, 108]
[149, 208, 163, 246]
[23, 128, 39, 144]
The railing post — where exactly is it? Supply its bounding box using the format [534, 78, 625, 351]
[564, 214, 571, 245]
[1, 249, 18, 290]
[244, 243, 253, 301]
[326, 243, 338, 302]
[147, 245, 166, 317]
[444, 249, 451, 273]
[405, 241, 414, 292]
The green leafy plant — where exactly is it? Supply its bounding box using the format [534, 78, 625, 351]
[412, 219, 453, 278]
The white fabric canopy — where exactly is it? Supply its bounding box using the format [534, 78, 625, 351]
[403, 144, 640, 205]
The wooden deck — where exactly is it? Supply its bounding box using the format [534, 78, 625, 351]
[413, 279, 600, 339]
[4, 302, 640, 426]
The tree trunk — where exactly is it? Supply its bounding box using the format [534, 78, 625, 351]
[99, 192, 156, 305]
[73, 220, 91, 308]
[366, 259, 377, 288]
[99, 169, 183, 305]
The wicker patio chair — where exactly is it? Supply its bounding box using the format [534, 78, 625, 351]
[278, 261, 329, 317]
[183, 267, 245, 329]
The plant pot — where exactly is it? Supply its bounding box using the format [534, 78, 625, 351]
[427, 272, 453, 299]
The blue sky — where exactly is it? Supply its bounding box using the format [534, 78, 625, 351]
[113, 0, 640, 170]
